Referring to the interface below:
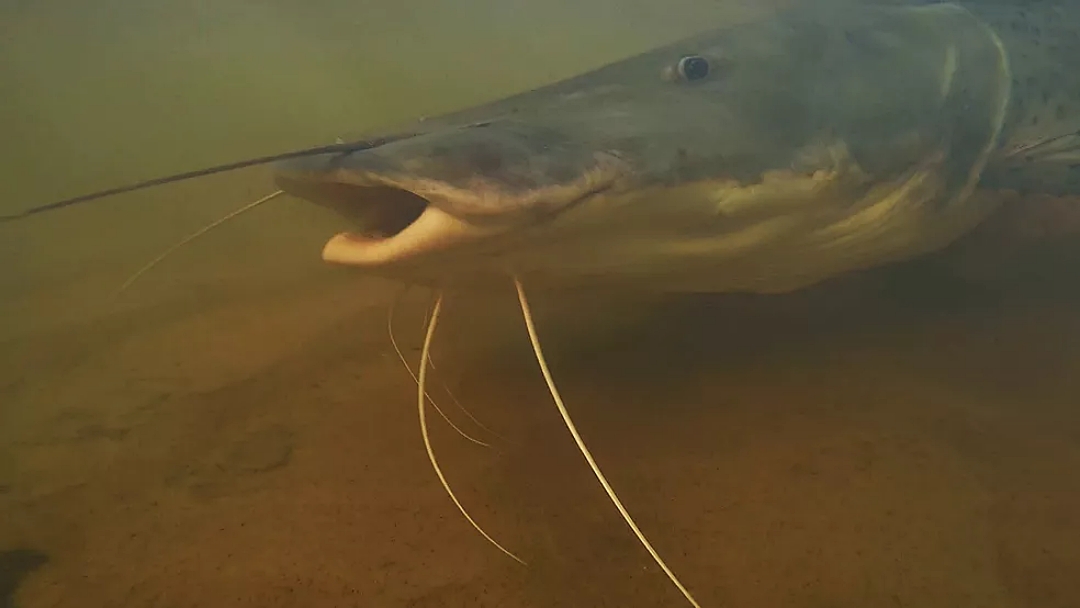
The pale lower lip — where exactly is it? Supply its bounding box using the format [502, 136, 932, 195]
[319, 205, 481, 267]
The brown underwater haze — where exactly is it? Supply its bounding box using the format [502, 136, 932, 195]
[2, 0, 1080, 606]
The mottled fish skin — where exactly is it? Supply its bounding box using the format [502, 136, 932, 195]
[961, 1, 1080, 196]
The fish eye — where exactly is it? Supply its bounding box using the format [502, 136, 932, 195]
[677, 55, 710, 81]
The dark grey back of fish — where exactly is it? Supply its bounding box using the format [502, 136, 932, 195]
[961, 1, 1080, 195]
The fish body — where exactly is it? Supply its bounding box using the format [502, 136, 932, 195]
[273, 1, 1080, 293]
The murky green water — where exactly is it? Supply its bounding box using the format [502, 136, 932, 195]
[2, 1, 1079, 607]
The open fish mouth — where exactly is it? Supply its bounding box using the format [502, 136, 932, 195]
[272, 145, 631, 267]
[271, 172, 482, 267]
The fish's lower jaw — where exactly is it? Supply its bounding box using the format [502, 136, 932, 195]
[320, 204, 479, 266]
